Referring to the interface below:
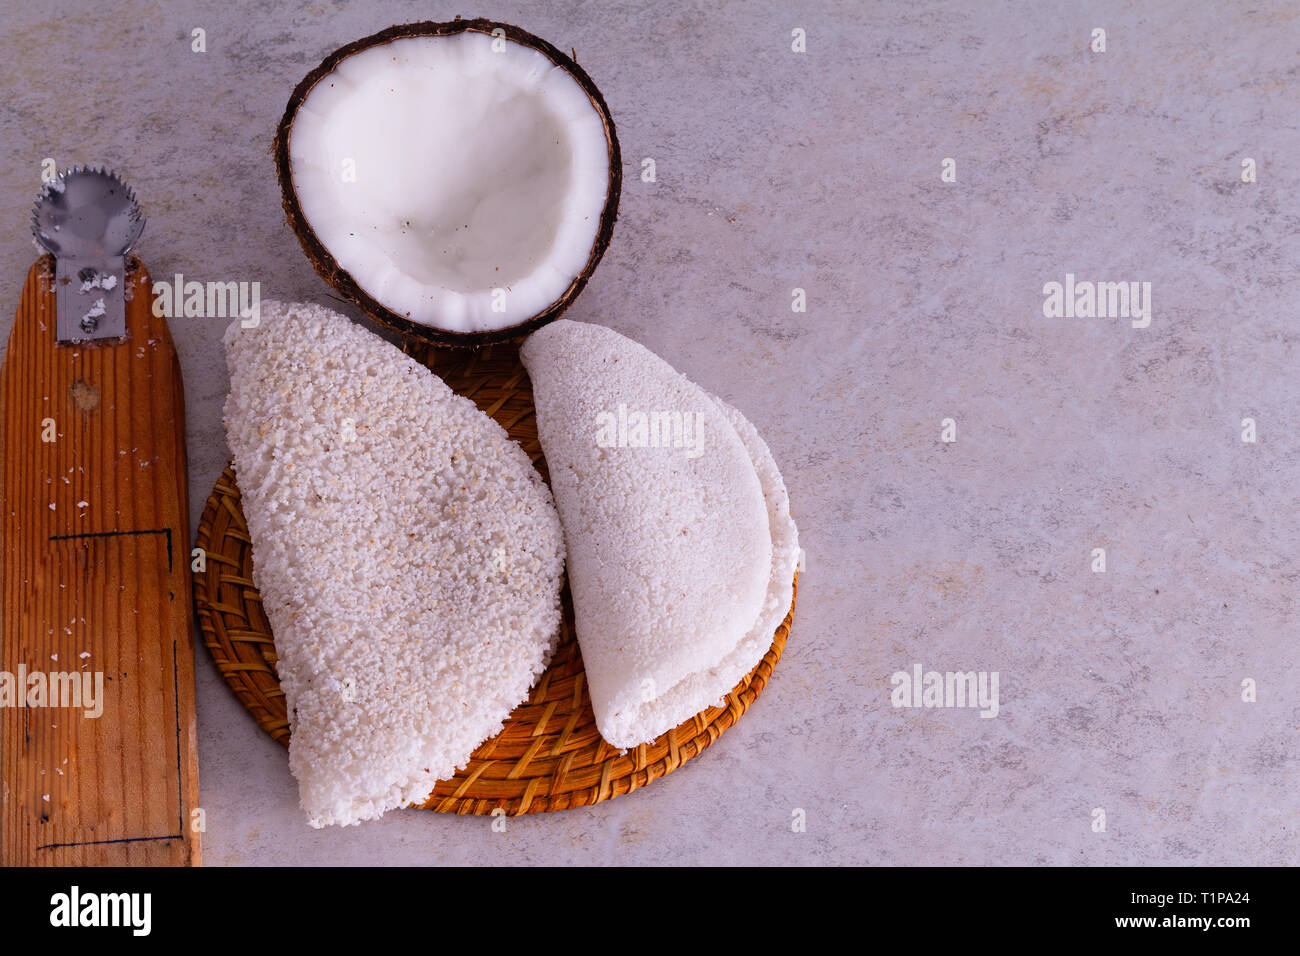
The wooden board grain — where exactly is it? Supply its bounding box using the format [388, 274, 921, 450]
[0, 258, 200, 865]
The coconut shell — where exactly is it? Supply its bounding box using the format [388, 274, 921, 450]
[274, 18, 622, 348]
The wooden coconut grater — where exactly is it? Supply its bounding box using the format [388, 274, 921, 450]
[0, 167, 200, 865]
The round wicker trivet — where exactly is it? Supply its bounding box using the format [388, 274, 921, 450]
[193, 341, 796, 815]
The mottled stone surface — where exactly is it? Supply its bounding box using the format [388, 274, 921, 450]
[0, 0, 1295, 865]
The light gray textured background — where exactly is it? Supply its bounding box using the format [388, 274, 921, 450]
[1, 0, 1297, 865]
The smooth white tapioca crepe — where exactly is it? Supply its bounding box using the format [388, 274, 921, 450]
[222, 301, 564, 827]
[520, 320, 798, 748]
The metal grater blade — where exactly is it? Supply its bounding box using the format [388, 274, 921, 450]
[31, 165, 145, 343]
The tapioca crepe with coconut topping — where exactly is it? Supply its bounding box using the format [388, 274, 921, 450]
[222, 301, 565, 827]
[520, 320, 799, 749]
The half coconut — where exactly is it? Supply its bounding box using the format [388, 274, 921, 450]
[275, 19, 621, 346]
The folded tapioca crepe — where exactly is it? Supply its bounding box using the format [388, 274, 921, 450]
[520, 320, 798, 748]
[223, 301, 565, 827]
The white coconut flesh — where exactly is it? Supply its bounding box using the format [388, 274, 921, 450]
[288, 32, 611, 333]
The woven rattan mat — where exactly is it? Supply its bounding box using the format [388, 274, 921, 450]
[193, 341, 796, 814]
